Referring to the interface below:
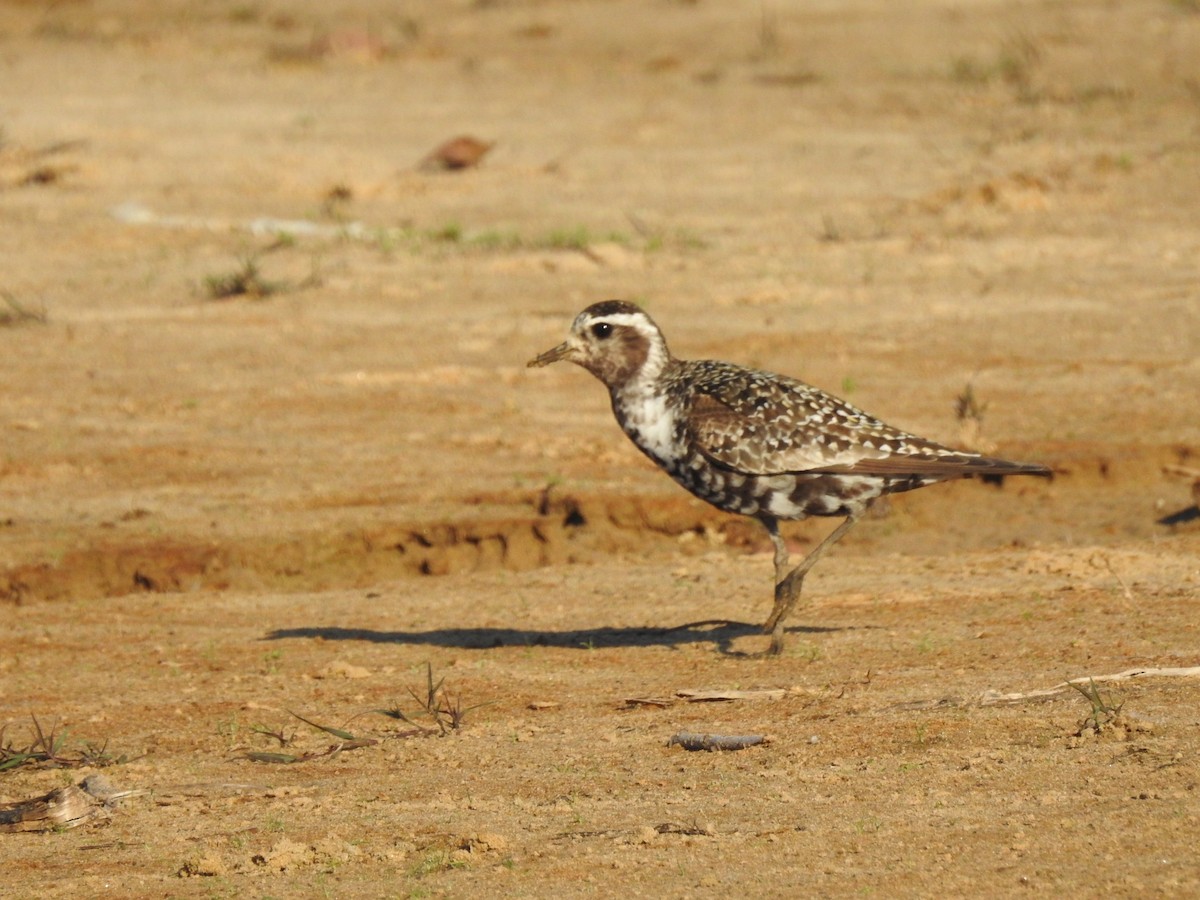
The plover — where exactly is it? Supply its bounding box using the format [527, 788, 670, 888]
[528, 300, 1051, 654]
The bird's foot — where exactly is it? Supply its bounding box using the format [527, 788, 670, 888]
[766, 627, 787, 656]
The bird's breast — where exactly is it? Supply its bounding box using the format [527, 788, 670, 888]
[612, 387, 687, 467]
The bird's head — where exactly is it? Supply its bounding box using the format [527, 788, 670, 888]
[527, 300, 671, 389]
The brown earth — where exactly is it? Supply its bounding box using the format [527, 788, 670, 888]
[2, 0, 1199, 896]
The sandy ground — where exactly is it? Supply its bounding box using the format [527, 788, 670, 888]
[2, 0, 1199, 896]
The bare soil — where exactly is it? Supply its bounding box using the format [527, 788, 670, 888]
[2, 0, 1199, 896]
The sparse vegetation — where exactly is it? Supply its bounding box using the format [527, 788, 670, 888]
[250, 722, 295, 747]
[543, 226, 594, 251]
[374, 662, 486, 736]
[1070, 678, 1124, 736]
[954, 382, 988, 425]
[5, 0, 1195, 891]
[818, 214, 841, 242]
[409, 849, 470, 878]
[948, 31, 1041, 101]
[0, 291, 47, 326]
[791, 640, 822, 662]
[236, 665, 482, 764]
[0, 715, 130, 773]
[261, 648, 284, 675]
[204, 254, 283, 300]
[364, 219, 699, 257]
[203, 239, 321, 300]
[239, 710, 382, 764]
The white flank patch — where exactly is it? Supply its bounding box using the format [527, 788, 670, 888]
[620, 390, 678, 462]
[767, 493, 804, 517]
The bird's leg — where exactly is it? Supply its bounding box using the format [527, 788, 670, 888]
[763, 502, 874, 655]
[760, 514, 803, 645]
[761, 516, 790, 587]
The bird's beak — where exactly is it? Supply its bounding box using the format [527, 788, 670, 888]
[527, 341, 575, 368]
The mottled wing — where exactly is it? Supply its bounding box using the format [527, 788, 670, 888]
[683, 361, 1043, 478]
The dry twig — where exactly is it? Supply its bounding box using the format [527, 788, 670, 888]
[979, 667, 1200, 707]
[0, 774, 145, 833]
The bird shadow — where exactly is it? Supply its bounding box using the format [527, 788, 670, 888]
[1157, 505, 1199, 527]
[262, 620, 847, 656]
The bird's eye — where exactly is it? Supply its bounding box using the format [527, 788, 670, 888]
[591, 322, 613, 340]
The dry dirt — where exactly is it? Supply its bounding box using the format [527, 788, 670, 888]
[2, 0, 1200, 896]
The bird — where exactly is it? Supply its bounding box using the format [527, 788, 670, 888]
[527, 300, 1051, 654]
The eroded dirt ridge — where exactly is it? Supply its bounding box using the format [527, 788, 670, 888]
[0, 490, 736, 604]
[7, 444, 1194, 606]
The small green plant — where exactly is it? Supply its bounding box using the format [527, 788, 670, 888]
[204, 255, 281, 300]
[948, 56, 994, 86]
[409, 850, 469, 878]
[0, 715, 129, 773]
[203, 239, 319, 300]
[852, 815, 884, 834]
[431, 222, 463, 242]
[375, 663, 487, 735]
[0, 290, 47, 326]
[948, 30, 1042, 102]
[817, 214, 841, 242]
[954, 382, 988, 425]
[469, 228, 523, 251]
[543, 226, 592, 251]
[228, 4, 259, 23]
[250, 723, 295, 747]
[375, 217, 698, 257]
[261, 649, 284, 675]
[241, 711, 378, 764]
[217, 715, 240, 735]
[791, 640, 822, 662]
[1070, 678, 1124, 735]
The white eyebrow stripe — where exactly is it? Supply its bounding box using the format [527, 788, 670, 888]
[577, 312, 654, 332]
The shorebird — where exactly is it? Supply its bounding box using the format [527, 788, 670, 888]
[528, 300, 1050, 653]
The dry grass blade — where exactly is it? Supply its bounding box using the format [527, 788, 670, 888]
[1070, 678, 1124, 736]
[236, 711, 383, 763]
[280, 739, 375, 763]
[655, 821, 716, 836]
[622, 697, 674, 708]
[953, 381, 996, 452]
[954, 382, 988, 424]
[288, 710, 358, 741]
[0, 291, 48, 326]
[250, 724, 294, 747]
[979, 667, 1200, 707]
[676, 688, 786, 702]
[204, 255, 281, 300]
[242, 751, 304, 764]
[374, 663, 488, 735]
[409, 662, 447, 722]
